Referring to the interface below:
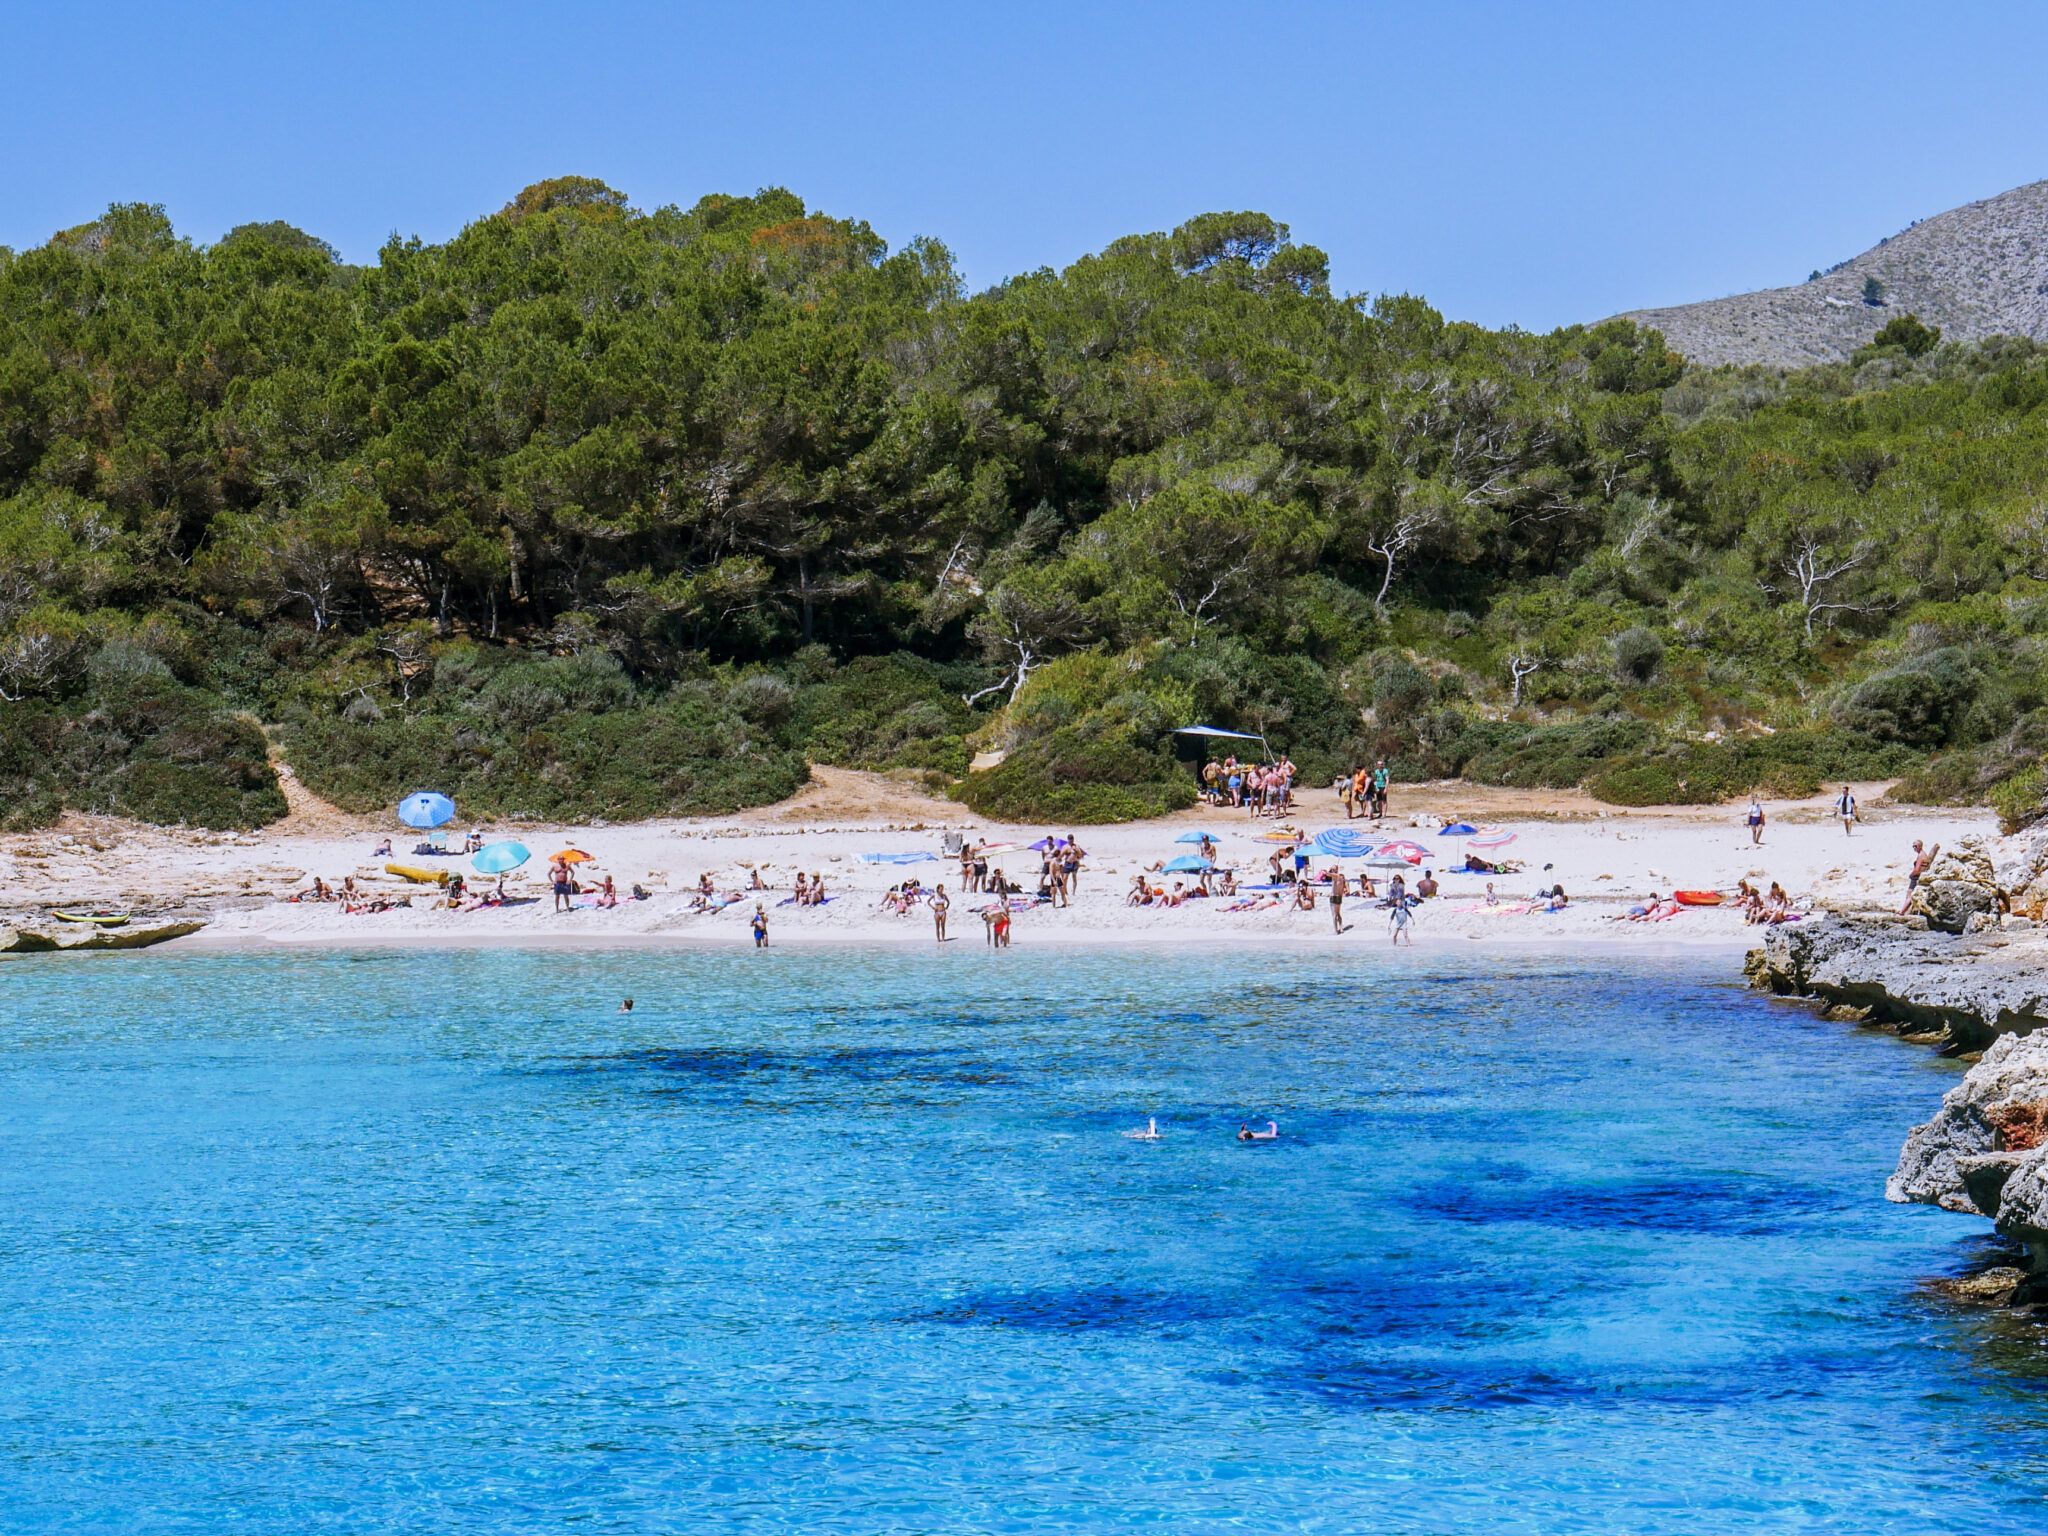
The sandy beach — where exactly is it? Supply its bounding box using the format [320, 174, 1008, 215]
[0, 767, 2002, 954]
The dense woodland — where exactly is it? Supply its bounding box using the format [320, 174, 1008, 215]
[2, 178, 2045, 831]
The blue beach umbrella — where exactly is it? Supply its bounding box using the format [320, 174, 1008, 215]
[1312, 828, 1377, 858]
[397, 791, 456, 829]
[1439, 822, 1478, 836]
[1174, 831, 1219, 844]
[1163, 855, 1215, 873]
[472, 841, 531, 874]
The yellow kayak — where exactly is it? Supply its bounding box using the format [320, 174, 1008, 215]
[53, 910, 131, 926]
[384, 863, 451, 886]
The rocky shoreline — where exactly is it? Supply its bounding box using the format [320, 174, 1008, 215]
[1749, 849, 2048, 1306]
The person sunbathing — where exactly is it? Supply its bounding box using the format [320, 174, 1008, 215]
[749, 867, 769, 890]
[698, 873, 715, 897]
[792, 872, 809, 905]
[596, 876, 617, 909]
[1217, 868, 1236, 896]
[1292, 881, 1317, 911]
[808, 873, 827, 904]
[1164, 881, 1186, 908]
[1127, 874, 1151, 906]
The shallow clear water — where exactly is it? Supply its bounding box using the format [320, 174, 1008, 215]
[1, 944, 2044, 1532]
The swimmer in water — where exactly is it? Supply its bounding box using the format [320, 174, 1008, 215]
[618, 998, 634, 1013]
[1236, 1120, 1279, 1141]
[1123, 1117, 1161, 1141]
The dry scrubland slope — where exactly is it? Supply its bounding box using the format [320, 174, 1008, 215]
[1621, 179, 2048, 367]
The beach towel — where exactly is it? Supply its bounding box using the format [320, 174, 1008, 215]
[859, 851, 939, 864]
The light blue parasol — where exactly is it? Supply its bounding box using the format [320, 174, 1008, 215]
[472, 841, 531, 874]
[397, 791, 456, 829]
[1163, 855, 1216, 873]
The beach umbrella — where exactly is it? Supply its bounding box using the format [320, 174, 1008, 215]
[1439, 822, 1478, 836]
[1468, 830, 1518, 849]
[1364, 854, 1414, 870]
[1163, 855, 1215, 873]
[472, 841, 530, 874]
[1377, 840, 1429, 864]
[977, 841, 1022, 855]
[551, 847, 595, 864]
[396, 791, 456, 829]
[1312, 828, 1377, 858]
[1174, 831, 1219, 844]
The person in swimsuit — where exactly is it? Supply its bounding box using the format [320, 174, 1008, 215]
[932, 883, 950, 941]
[751, 904, 769, 947]
[1900, 840, 1939, 914]
[1237, 1121, 1279, 1141]
[1330, 868, 1348, 933]
[1747, 796, 1766, 845]
[992, 907, 1012, 947]
[550, 856, 572, 913]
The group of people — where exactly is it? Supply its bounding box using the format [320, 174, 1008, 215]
[1199, 756, 1299, 816]
[1339, 761, 1393, 820]
[1736, 879, 1800, 925]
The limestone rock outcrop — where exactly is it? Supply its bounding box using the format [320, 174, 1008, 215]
[1752, 914, 2048, 1053]
[1888, 1032, 2048, 1270]
[0, 918, 205, 953]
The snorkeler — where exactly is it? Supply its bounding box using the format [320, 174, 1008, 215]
[1123, 1117, 1161, 1141]
[1236, 1121, 1279, 1141]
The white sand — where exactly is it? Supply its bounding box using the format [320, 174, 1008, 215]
[0, 768, 1998, 955]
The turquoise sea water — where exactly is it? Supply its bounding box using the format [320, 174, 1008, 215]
[1, 945, 2044, 1533]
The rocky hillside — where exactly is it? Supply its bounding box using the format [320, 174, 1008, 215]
[1620, 179, 2048, 367]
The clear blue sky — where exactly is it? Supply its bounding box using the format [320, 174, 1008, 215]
[5, 0, 2045, 330]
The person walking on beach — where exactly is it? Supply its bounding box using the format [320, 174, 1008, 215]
[1900, 840, 1939, 914]
[1835, 784, 1859, 836]
[1330, 868, 1349, 933]
[932, 883, 950, 941]
[1371, 760, 1390, 819]
[1747, 795, 1766, 845]
[1389, 895, 1414, 945]
[751, 903, 769, 948]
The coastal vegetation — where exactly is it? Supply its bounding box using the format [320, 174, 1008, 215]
[1, 181, 2045, 828]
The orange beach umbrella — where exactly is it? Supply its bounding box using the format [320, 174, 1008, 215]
[551, 848, 595, 864]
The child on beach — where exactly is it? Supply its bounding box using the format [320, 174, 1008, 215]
[751, 904, 768, 947]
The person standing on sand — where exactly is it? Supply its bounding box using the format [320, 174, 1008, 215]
[1330, 868, 1349, 933]
[751, 904, 769, 947]
[1371, 760, 1390, 819]
[932, 883, 950, 942]
[1747, 795, 1766, 845]
[1901, 840, 1939, 914]
[1835, 785, 1858, 836]
[550, 855, 572, 913]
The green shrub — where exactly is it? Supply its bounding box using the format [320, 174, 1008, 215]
[0, 680, 286, 830]
[1992, 766, 2045, 833]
